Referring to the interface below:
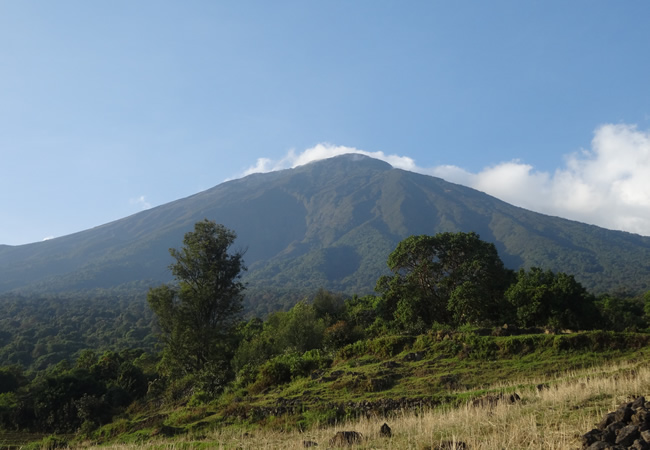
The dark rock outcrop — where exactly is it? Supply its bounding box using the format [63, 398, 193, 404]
[582, 396, 650, 449]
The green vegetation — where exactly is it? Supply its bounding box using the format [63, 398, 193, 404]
[2, 223, 650, 448]
[147, 219, 245, 393]
[376, 232, 513, 332]
[0, 294, 157, 371]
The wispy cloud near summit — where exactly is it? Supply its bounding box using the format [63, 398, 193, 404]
[243, 124, 650, 236]
[242, 144, 418, 175]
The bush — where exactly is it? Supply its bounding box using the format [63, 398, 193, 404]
[497, 335, 550, 357]
[337, 340, 369, 360]
[368, 336, 414, 358]
[553, 333, 597, 352]
[463, 335, 499, 360]
[250, 359, 291, 393]
[250, 349, 334, 393]
[233, 363, 259, 389]
[412, 333, 437, 353]
[39, 435, 68, 450]
[323, 321, 360, 350]
[289, 349, 332, 378]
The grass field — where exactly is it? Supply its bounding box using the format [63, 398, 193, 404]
[72, 356, 650, 449]
[10, 331, 650, 449]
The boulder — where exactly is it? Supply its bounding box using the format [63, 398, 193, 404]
[329, 431, 363, 447]
[631, 439, 650, 450]
[617, 424, 641, 447]
[380, 422, 392, 438]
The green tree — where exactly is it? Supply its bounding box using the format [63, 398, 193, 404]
[597, 294, 646, 331]
[644, 291, 650, 323]
[311, 288, 345, 325]
[505, 267, 598, 330]
[147, 219, 246, 382]
[232, 300, 326, 374]
[376, 232, 512, 331]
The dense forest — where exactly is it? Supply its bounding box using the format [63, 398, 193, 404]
[1, 220, 650, 445]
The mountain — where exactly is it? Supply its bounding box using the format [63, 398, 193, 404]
[2, 154, 650, 313]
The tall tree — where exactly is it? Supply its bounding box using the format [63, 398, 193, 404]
[376, 232, 512, 331]
[147, 219, 245, 381]
[505, 267, 598, 330]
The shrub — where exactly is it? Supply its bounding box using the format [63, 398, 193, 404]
[323, 320, 360, 350]
[253, 359, 291, 392]
[552, 333, 593, 352]
[464, 335, 498, 360]
[249, 349, 333, 393]
[497, 335, 549, 357]
[368, 335, 414, 358]
[39, 435, 68, 450]
[412, 333, 437, 353]
[337, 340, 369, 360]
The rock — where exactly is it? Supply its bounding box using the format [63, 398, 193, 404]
[403, 352, 424, 362]
[586, 442, 613, 450]
[603, 421, 625, 444]
[641, 429, 650, 443]
[582, 429, 603, 447]
[380, 423, 392, 438]
[616, 424, 641, 447]
[616, 406, 635, 424]
[584, 397, 650, 449]
[329, 431, 363, 447]
[633, 410, 650, 427]
[633, 397, 647, 410]
[599, 412, 617, 430]
[631, 439, 650, 450]
[382, 361, 401, 369]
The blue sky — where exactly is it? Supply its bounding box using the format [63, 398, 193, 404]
[2, 1, 650, 245]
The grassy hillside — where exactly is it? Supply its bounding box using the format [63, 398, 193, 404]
[9, 330, 648, 449]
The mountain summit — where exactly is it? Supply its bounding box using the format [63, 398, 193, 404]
[1, 154, 649, 311]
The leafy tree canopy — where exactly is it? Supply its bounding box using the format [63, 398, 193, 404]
[504, 267, 599, 330]
[376, 232, 513, 331]
[147, 219, 246, 383]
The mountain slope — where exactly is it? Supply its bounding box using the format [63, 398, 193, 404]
[1, 154, 649, 311]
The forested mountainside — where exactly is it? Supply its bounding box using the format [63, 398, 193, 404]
[1, 154, 650, 314]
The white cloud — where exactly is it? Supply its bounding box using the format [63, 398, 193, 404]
[42, 236, 54, 241]
[242, 144, 418, 176]
[130, 195, 152, 210]
[242, 123, 650, 236]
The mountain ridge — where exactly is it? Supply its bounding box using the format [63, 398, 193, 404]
[2, 154, 649, 312]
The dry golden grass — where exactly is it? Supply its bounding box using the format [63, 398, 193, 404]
[86, 360, 650, 449]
